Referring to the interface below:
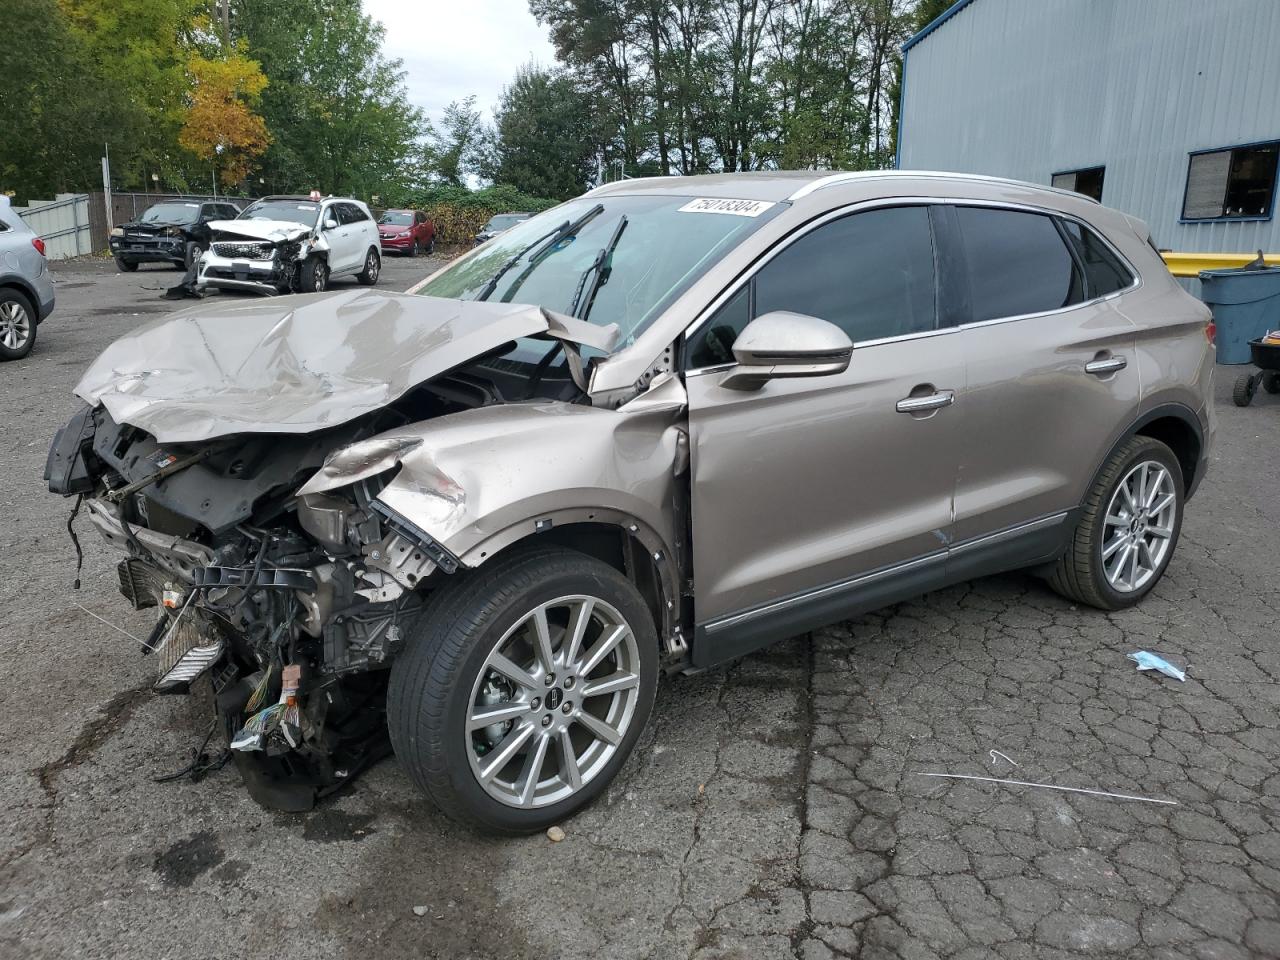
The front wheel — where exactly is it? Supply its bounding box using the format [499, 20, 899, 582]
[114, 257, 138, 272]
[182, 241, 202, 271]
[1263, 372, 1280, 395]
[1046, 436, 1183, 610]
[356, 248, 380, 285]
[388, 546, 658, 833]
[299, 256, 328, 293]
[408, 239, 419, 257]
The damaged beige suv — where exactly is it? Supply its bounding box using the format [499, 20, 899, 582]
[47, 172, 1215, 831]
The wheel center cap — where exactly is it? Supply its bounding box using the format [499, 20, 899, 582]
[546, 688, 563, 711]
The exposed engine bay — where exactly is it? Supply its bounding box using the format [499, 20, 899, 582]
[42, 290, 688, 811]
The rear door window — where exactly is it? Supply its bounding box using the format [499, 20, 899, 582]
[1057, 219, 1134, 298]
[954, 207, 1082, 321]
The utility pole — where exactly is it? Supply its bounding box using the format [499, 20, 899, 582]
[101, 143, 113, 234]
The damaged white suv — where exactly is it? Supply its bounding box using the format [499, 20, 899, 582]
[196, 195, 381, 295]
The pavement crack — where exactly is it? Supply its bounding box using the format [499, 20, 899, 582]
[789, 634, 818, 959]
[4, 679, 153, 870]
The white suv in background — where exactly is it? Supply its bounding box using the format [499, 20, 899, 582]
[196, 195, 381, 296]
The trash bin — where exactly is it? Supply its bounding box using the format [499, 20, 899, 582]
[1198, 266, 1280, 364]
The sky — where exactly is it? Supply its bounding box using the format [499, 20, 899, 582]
[365, 0, 559, 126]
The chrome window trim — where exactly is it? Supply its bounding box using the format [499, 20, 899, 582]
[681, 196, 1142, 375]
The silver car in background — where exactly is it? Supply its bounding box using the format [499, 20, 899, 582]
[0, 196, 55, 359]
[48, 171, 1213, 831]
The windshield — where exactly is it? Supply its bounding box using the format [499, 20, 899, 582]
[420, 195, 780, 348]
[483, 214, 527, 233]
[378, 211, 413, 226]
[238, 200, 319, 227]
[141, 203, 200, 224]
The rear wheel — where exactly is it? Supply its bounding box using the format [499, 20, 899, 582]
[114, 257, 138, 272]
[0, 289, 36, 360]
[1047, 436, 1183, 610]
[388, 546, 658, 833]
[357, 248, 380, 285]
[1233, 373, 1257, 407]
[425, 236, 435, 255]
[300, 257, 328, 293]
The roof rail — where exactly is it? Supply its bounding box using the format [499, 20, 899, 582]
[787, 169, 1101, 204]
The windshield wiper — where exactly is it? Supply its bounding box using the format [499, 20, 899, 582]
[570, 215, 629, 320]
[476, 203, 605, 302]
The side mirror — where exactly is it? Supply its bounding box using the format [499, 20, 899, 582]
[323, 216, 339, 231]
[719, 311, 854, 391]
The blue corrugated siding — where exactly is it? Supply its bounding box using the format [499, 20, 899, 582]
[898, 0, 1280, 253]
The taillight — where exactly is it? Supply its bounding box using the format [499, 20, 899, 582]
[1205, 320, 1216, 345]
[31, 237, 45, 256]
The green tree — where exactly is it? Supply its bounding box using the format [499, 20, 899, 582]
[490, 67, 596, 199]
[0, 0, 128, 199]
[59, 0, 201, 185]
[231, 0, 424, 198]
[429, 97, 485, 187]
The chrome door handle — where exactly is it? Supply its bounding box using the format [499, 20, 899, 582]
[896, 390, 955, 414]
[1085, 356, 1127, 375]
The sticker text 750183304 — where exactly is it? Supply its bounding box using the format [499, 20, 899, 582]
[677, 198, 776, 217]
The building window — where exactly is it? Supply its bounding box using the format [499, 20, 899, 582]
[1051, 166, 1105, 202]
[1182, 141, 1279, 221]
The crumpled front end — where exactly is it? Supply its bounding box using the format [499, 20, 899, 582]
[196, 220, 316, 295]
[45, 403, 457, 810]
[44, 290, 677, 810]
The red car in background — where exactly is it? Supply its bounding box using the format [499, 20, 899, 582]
[377, 209, 435, 256]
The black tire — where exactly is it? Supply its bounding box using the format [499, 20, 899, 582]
[388, 546, 659, 833]
[1263, 373, 1280, 395]
[425, 236, 435, 255]
[1047, 435, 1184, 610]
[1232, 373, 1256, 407]
[0, 288, 37, 360]
[408, 239, 419, 257]
[356, 248, 380, 285]
[182, 241, 202, 271]
[300, 256, 328, 293]
[114, 257, 138, 272]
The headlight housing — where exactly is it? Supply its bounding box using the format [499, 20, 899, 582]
[110, 227, 124, 237]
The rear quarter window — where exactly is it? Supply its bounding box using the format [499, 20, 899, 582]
[1058, 220, 1135, 298]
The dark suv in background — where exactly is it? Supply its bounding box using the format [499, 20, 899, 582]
[109, 200, 241, 272]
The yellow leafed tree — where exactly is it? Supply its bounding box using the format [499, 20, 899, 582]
[179, 49, 271, 188]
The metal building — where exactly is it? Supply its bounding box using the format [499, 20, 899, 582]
[896, 0, 1280, 260]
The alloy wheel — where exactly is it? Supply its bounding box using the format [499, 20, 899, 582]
[466, 595, 641, 809]
[366, 251, 379, 282]
[1101, 460, 1177, 593]
[0, 300, 31, 351]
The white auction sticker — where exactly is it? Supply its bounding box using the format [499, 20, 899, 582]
[677, 198, 776, 217]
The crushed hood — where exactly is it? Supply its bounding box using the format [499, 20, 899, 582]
[74, 290, 616, 444]
[207, 219, 312, 242]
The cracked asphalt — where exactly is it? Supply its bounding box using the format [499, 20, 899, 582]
[2, 256, 1279, 959]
